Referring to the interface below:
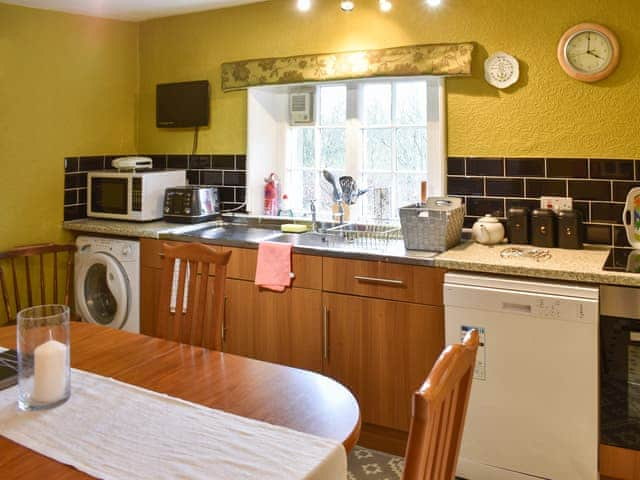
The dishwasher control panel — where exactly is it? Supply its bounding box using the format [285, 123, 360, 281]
[444, 283, 598, 324]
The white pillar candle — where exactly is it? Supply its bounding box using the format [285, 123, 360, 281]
[32, 339, 68, 403]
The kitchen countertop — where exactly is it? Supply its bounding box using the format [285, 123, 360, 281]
[434, 241, 640, 287]
[63, 218, 439, 266]
[64, 218, 640, 286]
[63, 218, 224, 239]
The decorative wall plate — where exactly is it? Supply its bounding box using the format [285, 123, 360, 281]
[484, 52, 520, 89]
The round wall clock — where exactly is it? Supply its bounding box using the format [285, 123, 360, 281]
[484, 52, 519, 89]
[557, 23, 620, 82]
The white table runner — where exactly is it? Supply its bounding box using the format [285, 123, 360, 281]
[0, 369, 346, 479]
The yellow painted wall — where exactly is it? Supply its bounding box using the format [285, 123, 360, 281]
[138, 0, 640, 159]
[0, 3, 139, 251]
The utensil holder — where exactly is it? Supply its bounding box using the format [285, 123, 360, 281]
[17, 305, 70, 411]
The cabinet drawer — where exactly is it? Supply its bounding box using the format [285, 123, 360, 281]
[323, 257, 444, 305]
[227, 247, 322, 290]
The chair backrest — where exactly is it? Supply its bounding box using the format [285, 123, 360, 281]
[156, 242, 231, 350]
[0, 243, 77, 325]
[402, 329, 480, 480]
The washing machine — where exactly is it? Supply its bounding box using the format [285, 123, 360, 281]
[75, 236, 140, 333]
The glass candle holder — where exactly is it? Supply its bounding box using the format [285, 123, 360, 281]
[17, 305, 70, 411]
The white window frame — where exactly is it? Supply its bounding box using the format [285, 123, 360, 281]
[246, 77, 446, 217]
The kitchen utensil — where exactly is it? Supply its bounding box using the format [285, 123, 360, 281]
[339, 176, 355, 203]
[471, 214, 505, 245]
[530, 208, 556, 248]
[322, 170, 342, 202]
[557, 209, 583, 249]
[338, 176, 368, 205]
[623, 187, 640, 248]
[507, 207, 529, 244]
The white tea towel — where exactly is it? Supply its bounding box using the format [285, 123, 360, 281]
[0, 369, 346, 480]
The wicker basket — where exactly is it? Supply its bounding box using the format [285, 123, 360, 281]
[399, 197, 464, 252]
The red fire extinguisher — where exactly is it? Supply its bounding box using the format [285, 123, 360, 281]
[264, 173, 280, 216]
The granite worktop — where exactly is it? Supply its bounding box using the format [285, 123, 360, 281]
[64, 218, 640, 286]
[63, 218, 224, 239]
[433, 241, 640, 287]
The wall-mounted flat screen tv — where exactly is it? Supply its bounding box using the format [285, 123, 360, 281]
[156, 80, 210, 128]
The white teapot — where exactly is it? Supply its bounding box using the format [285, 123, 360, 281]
[471, 214, 505, 245]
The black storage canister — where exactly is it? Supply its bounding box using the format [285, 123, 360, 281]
[507, 207, 529, 244]
[557, 209, 584, 249]
[531, 208, 556, 248]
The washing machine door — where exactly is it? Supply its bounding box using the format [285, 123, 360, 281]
[76, 252, 129, 330]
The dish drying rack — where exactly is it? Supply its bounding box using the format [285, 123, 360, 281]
[324, 222, 402, 249]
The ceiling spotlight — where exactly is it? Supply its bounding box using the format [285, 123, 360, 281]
[297, 0, 311, 11]
[340, 1, 354, 11]
[426, 0, 441, 6]
[379, 0, 392, 12]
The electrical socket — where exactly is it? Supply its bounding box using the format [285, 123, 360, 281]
[540, 196, 573, 212]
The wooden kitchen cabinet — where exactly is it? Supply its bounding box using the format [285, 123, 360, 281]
[140, 239, 323, 371]
[323, 256, 445, 305]
[224, 279, 322, 372]
[322, 291, 444, 431]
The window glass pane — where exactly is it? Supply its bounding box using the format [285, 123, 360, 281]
[397, 173, 422, 208]
[320, 128, 346, 169]
[364, 128, 393, 170]
[296, 128, 315, 168]
[395, 81, 427, 125]
[364, 173, 394, 219]
[320, 85, 346, 125]
[302, 170, 316, 208]
[363, 83, 391, 125]
[396, 127, 427, 171]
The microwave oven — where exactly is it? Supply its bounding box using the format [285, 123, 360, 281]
[88, 169, 186, 221]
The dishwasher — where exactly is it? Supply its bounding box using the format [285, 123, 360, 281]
[444, 272, 599, 480]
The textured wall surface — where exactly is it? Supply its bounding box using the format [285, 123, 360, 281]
[137, 0, 640, 159]
[0, 4, 139, 250]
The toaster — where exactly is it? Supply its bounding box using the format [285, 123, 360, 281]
[163, 186, 220, 223]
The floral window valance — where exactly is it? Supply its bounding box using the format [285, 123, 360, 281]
[221, 42, 474, 91]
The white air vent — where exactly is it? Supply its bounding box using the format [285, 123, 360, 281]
[289, 90, 315, 125]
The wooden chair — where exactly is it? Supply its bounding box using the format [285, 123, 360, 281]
[0, 243, 77, 325]
[402, 329, 480, 480]
[156, 242, 231, 350]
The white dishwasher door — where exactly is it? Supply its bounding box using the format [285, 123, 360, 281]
[444, 273, 599, 480]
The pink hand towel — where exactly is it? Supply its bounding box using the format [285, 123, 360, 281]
[255, 241, 293, 292]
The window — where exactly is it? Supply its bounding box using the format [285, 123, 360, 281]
[285, 78, 442, 222]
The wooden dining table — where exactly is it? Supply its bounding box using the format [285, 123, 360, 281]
[0, 322, 361, 478]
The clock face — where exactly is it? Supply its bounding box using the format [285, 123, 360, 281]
[557, 23, 619, 82]
[565, 30, 613, 74]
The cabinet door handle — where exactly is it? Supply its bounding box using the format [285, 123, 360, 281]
[323, 306, 329, 362]
[221, 296, 228, 343]
[353, 275, 405, 286]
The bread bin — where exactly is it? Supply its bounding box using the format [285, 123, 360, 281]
[557, 209, 583, 249]
[507, 207, 529, 244]
[530, 209, 556, 248]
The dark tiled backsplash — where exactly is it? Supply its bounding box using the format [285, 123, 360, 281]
[448, 157, 640, 262]
[63, 154, 247, 220]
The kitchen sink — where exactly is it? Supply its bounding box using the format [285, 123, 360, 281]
[178, 224, 282, 243]
[270, 231, 345, 248]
